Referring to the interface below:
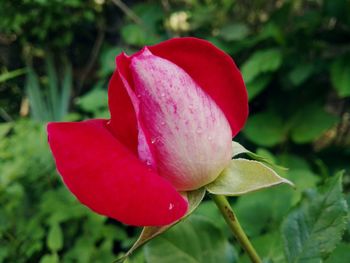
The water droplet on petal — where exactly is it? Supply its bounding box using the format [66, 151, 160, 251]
[169, 203, 174, 210]
[136, 94, 142, 98]
[160, 93, 166, 98]
[151, 137, 158, 144]
[161, 121, 165, 126]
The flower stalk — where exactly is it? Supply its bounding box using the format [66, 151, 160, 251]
[212, 194, 262, 263]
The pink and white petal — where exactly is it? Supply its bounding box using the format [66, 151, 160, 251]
[130, 49, 233, 191]
[47, 120, 188, 226]
[116, 52, 156, 168]
[149, 37, 248, 137]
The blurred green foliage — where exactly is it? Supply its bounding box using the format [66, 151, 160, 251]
[1, 0, 350, 262]
[0, 0, 100, 48]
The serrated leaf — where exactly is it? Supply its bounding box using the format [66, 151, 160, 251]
[206, 159, 293, 196]
[47, 223, 63, 252]
[144, 215, 236, 263]
[115, 188, 206, 262]
[282, 172, 348, 263]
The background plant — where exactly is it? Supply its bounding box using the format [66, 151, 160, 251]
[0, 0, 349, 262]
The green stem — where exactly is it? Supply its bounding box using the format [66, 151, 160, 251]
[212, 195, 262, 263]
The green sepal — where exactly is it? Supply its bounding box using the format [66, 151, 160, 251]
[206, 159, 294, 196]
[115, 188, 206, 262]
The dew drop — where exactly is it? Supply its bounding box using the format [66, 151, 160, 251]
[151, 137, 158, 144]
[169, 203, 174, 210]
[146, 160, 152, 166]
[160, 93, 166, 98]
[136, 94, 142, 98]
[161, 121, 165, 126]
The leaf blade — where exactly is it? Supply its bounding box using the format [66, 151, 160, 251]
[282, 172, 348, 263]
[144, 216, 236, 263]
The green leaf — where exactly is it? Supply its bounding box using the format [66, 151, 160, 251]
[331, 57, 350, 97]
[241, 49, 282, 83]
[206, 159, 293, 196]
[282, 172, 348, 263]
[26, 67, 50, 121]
[59, 62, 72, 119]
[76, 88, 108, 113]
[99, 47, 125, 77]
[246, 74, 271, 101]
[243, 111, 286, 147]
[0, 68, 27, 83]
[290, 104, 338, 143]
[144, 215, 236, 263]
[47, 223, 63, 252]
[288, 63, 314, 87]
[205, 37, 234, 54]
[39, 253, 59, 263]
[0, 122, 12, 138]
[116, 188, 206, 262]
[234, 185, 295, 237]
[193, 201, 227, 235]
[46, 55, 59, 121]
[325, 243, 350, 263]
[121, 24, 158, 47]
[219, 23, 250, 41]
[239, 232, 285, 263]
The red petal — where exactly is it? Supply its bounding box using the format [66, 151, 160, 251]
[47, 120, 187, 226]
[149, 37, 248, 137]
[107, 69, 138, 153]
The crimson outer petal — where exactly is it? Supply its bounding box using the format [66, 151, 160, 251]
[108, 37, 248, 143]
[47, 120, 188, 226]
